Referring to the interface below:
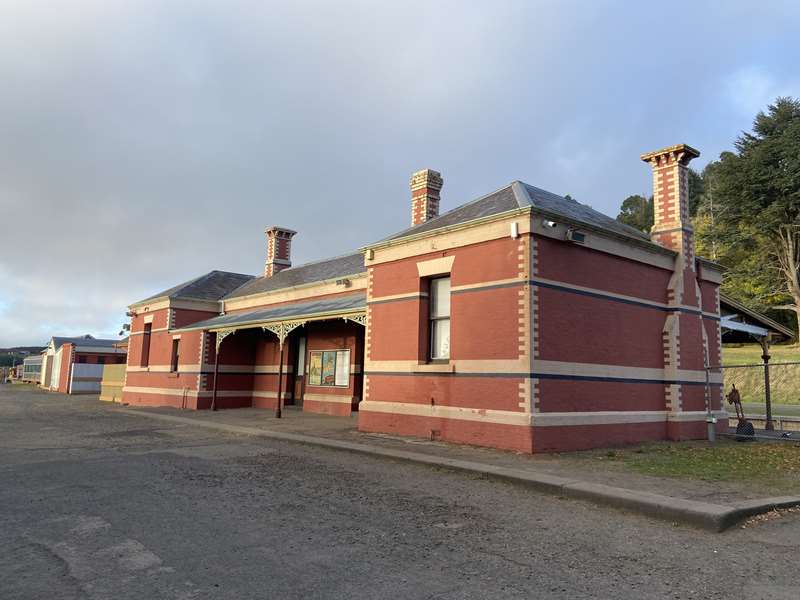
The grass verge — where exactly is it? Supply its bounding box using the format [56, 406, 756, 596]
[599, 439, 800, 493]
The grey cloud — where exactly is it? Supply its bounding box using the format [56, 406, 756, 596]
[1, 0, 799, 345]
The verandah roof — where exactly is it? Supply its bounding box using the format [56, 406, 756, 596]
[172, 292, 366, 333]
[719, 294, 795, 343]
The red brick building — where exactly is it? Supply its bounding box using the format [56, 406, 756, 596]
[122, 144, 726, 452]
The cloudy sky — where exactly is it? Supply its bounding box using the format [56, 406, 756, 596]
[1, 0, 799, 347]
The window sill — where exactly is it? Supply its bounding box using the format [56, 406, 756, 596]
[413, 362, 454, 373]
[306, 384, 350, 389]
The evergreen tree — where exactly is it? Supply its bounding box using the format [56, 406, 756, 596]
[703, 97, 800, 333]
[617, 194, 653, 233]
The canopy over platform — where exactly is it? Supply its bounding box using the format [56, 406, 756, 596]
[174, 292, 366, 337]
[719, 294, 795, 343]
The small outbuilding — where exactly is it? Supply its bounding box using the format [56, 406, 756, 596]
[40, 335, 127, 394]
[21, 355, 43, 383]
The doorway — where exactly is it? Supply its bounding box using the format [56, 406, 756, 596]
[289, 335, 306, 407]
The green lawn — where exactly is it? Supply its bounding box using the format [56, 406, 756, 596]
[603, 440, 800, 493]
[741, 403, 800, 417]
[722, 343, 800, 365]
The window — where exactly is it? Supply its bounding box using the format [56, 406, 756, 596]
[77, 356, 86, 364]
[429, 277, 451, 360]
[170, 339, 180, 373]
[308, 349, 350, 387]
[141, 323, 152, 367]
[97, 356, 105, 365]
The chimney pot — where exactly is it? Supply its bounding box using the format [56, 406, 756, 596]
[264, 226, 297, 278]
[410, 169, 443, 226]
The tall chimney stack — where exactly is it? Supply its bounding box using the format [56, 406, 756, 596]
[410, 169, 443, 226]
[641, 144, 700, 265]
[264, 226, 297, 278]
[641, 144, 704, 429]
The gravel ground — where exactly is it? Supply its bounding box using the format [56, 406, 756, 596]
[1, 385, 798, 600]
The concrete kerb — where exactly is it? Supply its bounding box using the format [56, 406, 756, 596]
[116, 408, 800, 533]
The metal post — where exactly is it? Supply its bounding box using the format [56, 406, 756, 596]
[211, 337, 220, 412]
[761, 337, 773, 431]
[703, 345, 715, 442]
[705, 365, 715, 442]
[275, 341, 285, 419]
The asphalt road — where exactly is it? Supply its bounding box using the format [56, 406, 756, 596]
[1, 385, 798, 600]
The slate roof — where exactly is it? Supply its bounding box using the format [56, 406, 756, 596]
[51, 335, 121, 351]
[177, 292, 366, 332]
[140, 178, 659, 308]
[224, 253, 365, 300]
[380, 181, 650, 244]
[519, 183, 650, 241]
[134, 270, 256, 305]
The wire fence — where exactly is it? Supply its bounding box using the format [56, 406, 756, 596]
[713, 361, 800, 435]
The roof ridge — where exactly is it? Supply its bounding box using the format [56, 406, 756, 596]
[510, 181, 533, 208]
[379, 182, 516, 242]
[207, 269, 257, 278]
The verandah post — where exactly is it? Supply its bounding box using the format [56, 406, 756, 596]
[211, 334, 220, 411]
[275, 341, 284, 419]
[760, 336, 773, 431]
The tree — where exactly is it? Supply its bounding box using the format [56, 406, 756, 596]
[617, 194, 653, 233]
[706, 97, 800, 332]
[616, 168, 702, 233]
[687, 168, 704, 217]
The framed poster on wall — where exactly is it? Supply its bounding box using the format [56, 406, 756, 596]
[308, 351, 323, 386]
[308, 349, 350, 387]
[334, 350, 349, 386]
[322, 351, 336, 385]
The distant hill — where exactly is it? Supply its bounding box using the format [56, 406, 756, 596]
[0, 347, 45, 367]
[0, 346, 45, 354]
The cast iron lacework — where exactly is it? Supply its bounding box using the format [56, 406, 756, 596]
[214, 328, 237, 351]
[343, 314, 367, 326]
[262, 320, 307, 348]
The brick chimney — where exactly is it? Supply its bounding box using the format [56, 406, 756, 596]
[410, 169, 443, 226]
[641, 144, 700, 265]
[641, 144, 704, 430]
[264, 226, 297, 278]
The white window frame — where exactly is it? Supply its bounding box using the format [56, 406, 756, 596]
[429, 276, 451, 360]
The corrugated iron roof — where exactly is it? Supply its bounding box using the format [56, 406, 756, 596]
[720, 294, 795, 342]
[176, 292, 366, 332]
